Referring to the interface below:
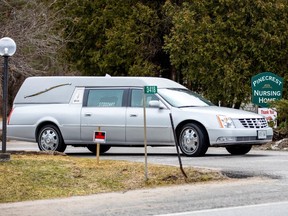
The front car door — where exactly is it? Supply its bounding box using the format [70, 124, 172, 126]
[126, 88, 173, 145]
[81, 88, 128, 144]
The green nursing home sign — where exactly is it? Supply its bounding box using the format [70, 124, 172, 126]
[251, 72, 283, 108]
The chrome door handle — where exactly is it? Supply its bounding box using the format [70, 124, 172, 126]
[84, 113, 92, 117]
[130, 114, 137, 117]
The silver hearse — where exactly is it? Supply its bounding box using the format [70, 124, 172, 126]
[7, 76, 273, 156]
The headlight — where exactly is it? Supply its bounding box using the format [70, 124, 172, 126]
[217, 115, 236, 128]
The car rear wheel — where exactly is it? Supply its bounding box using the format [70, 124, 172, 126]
[87, 145, 111, 154]
[226, 145, 252, 155]
[178, 123, 209, 157]
[37, 124, 66, 152]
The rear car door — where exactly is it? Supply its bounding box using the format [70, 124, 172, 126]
[80, 88, 128, 144]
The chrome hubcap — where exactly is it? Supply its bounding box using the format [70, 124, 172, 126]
[181, 128, 198, 153]
[40, 129, 58, 151]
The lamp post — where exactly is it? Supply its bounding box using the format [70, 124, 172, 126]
[0, 37, 16, 162]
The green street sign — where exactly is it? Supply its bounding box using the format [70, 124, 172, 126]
[251, 72, 283, 107]
[144, 86, 157, 94]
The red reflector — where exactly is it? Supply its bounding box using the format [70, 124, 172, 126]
[95, 132, 105, 140]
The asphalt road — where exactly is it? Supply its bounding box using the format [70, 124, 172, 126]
[1, 141, 288, 216]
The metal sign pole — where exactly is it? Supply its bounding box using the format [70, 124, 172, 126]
[142, 86, 157, 181]
[2, 56, 8, 153]
[143, 91, 148, 181]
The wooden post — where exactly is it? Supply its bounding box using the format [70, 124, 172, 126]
[96, 126, 100, 164]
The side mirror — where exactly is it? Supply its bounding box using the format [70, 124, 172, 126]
[148, 100, 165, 109]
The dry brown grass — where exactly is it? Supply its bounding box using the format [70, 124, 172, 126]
[0, 154, 227, 203]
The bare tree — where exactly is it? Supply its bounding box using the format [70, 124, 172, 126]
[0, 0, 78, 111]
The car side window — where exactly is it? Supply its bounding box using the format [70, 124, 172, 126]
[131, 89, 159, 107]
[87, 89, 125, 107]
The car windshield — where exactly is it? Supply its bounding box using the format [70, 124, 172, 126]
[158, 88, 215, 107]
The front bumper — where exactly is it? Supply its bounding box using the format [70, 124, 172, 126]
[208, 127, 273, 147]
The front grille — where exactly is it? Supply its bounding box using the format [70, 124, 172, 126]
[239, 118, 268, 128]
[236, 135, 273, 141]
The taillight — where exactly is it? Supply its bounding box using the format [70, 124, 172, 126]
[7, 108, 14, 125]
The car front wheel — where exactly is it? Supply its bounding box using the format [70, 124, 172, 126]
[178, 123, 209, 157]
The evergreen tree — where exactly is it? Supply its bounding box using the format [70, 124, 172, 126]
[164, 0, 288, 107]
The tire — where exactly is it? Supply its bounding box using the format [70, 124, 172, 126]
[37, 124, 66, 152]
[87, 145, 111, 154]
[178, 123, 209, 157]
[226, 145, 252, 155]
